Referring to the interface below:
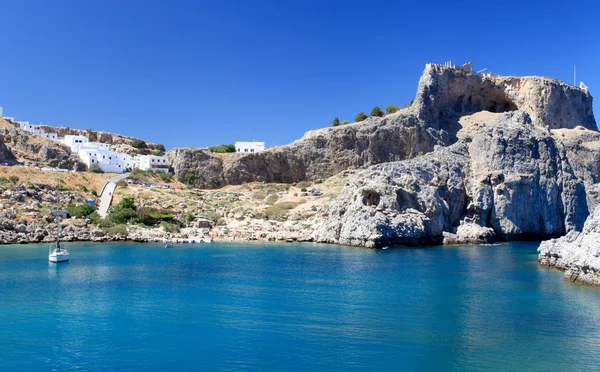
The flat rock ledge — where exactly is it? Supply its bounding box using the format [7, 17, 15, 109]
[538, 206, 600, 287]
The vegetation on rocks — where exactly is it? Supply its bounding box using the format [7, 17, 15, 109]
[208, 144, 235, 153]
[88, 164, 103, 173]
[354, 112, 368, 122]
[386, 104, 400, 114]
[370, 106, 384, 117]
[332, 117, 340, 127]
[131, 139, 148, 149]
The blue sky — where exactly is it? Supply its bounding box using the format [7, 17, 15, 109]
[1, 0, 599, 149]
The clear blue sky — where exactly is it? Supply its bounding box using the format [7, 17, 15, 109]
[1, 0, 599, 149]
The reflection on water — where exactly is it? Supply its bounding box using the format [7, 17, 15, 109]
[1, 241, 600, 371]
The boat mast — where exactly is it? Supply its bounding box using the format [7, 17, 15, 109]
[55, 214, 61, 249]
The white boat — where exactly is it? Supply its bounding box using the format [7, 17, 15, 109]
[49, 215, 69, 263]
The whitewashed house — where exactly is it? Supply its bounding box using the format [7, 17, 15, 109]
[133, 155, 169, 173]
[235, 141, 265, 153]
[64, 135, 90, 152]
[17, 121, 59, 141]
[77, 142, 133, 173]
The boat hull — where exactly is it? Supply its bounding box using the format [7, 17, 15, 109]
[49, 253, 69, 263]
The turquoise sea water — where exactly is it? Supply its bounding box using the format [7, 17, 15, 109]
[1, 242, 600, 371]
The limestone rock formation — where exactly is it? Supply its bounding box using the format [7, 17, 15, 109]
[168, 63, 595, 188]
[0, 135, 17, 163]
[313, 111, 589, 247]
[0, 118, 85, 170]
[538, 206, 600, 286]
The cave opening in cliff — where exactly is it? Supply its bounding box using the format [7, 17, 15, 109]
[362, 190, 381, 207]
[452, 93, 518, 115]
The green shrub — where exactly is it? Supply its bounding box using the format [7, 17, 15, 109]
[91, 189, 98, 197]
[208, 144, 236, 153]
[107, 196, 137, 224]
[153, 150, 163, 156]
[155, 144, 166, 152]
[342, 120, 349, 125]
[88, 164, 103, 173]
[0, 177, 5, 185]
[386, 104, 400, 114]
[252, 191, 267, 200]
[131, 139, 147, 149]
[266, 194, 278, 205]
[104, 224, 128, 235]
[9, 176, 19, 184]
[88, 212, 102, 225]
[265, 202, 298, 220]
[332, 117, 340, 127]
[77, 184, 88, 192]
[296, 181, 311, 189]
[116, 180, 128, 188]
[156, 171, 173, 182]
[354, 112, 368, 122]
[160, 222, 177, 233]
[370, 106, 384, 117]
[67, 203, 96, 218]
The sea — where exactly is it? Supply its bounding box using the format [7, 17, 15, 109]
[1, 241, 599, 371]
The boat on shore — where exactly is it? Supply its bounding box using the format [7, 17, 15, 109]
[48, 215, 69, 263]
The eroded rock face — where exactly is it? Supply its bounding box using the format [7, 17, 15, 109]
[415, 64, 596, 131]
[0, 135, 17, 163]
[168, 64, 595, 188]
[538, 206, 600, 286]
[313, 111, 589, 247]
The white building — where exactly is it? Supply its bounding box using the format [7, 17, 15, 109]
[64, 135, 90, 152]
[235, 141, 265, 153]
[133, 155, 169, 173]
[78, 143, 133, 173]
[17, 121, 59, 141]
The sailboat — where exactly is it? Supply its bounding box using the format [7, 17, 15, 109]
[48, 216, 69, 263]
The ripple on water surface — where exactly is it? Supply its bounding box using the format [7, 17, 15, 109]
[1, 241, 600, 371]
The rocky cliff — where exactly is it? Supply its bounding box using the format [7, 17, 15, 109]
[313, 111, 589, 247]
[168, 64, 596, 188]
[538, 206, 600, 286]
[0, 118, 86, 170]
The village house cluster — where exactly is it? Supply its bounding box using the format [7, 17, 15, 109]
[1, 107, 169, 174]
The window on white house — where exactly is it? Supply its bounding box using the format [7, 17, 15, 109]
[251, 149, 254, 153]
[245, 149, 248, 152]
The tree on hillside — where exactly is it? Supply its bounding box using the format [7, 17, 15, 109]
[332, 117, 340, 127]
[208, 144, 236, 153]
[155, 144, 166, 152]
[354, 112, 368, 122]
[131, 139, 148, 149]
[342, 120, 349, 125]
[370, 106, 384, 117]
[386, 104, 400, 114]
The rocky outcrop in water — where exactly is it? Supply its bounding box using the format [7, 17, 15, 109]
[168, 64, 595, 188]
[313, 111, 589, 247]
[538, 206, 600, 286]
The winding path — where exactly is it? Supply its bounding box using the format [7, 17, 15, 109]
[98, 173, 129, 218]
